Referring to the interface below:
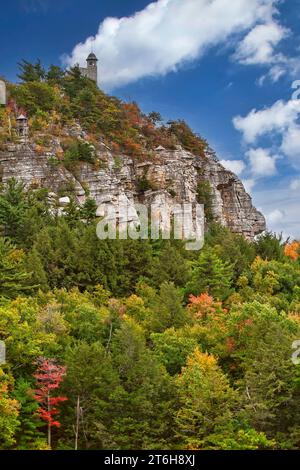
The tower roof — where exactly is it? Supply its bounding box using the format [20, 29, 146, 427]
[16, 114, 27, 120]
[87, 52, 98, 61]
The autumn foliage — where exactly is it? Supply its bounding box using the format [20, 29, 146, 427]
[284, 241, 300, 261]
[188, 292, 225, 319]
[33, 358, 67, 446]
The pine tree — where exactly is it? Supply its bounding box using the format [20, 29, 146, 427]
[110, 318, 176, 449]
[80, 198, 97, 224]
[0, 178, 28, 243]
[0, 238, 36, 298]
[148, 282, 188, 332]
[61, 342, 119, 449]
[25, 248, 48, 292]
[17, 59, 45, 83]
[13, 379, 46, 449]
[46, 65, 65, 85]
[229, 302, 300, 439]
[175, 348, 237, 449]
[185, 249, 233, 300]
[150, 241, 189, 287]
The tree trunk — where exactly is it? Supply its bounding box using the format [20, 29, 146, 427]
[47, 392, 51, 448]
[75, 396, 80, 450]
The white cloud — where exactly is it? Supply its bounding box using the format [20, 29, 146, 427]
[254, 186, 300, 237]
[233, 94, 300, 239]
[233, 22, 288, 65]
[234, 97, 300, 171]
[268, 63, 286, 81]
[246, 147, 279, 177]
[233, 99, 300, 144]
[266, 208, 285, 224]
[290, 178, 300, 190]
[64, 0, 280, 90]
[260, 56, 300, 84]
[232, 16, 300, 85]
[281, 124, 300, 169]
[220, 159, 246, 175]
[242, 178, 256, 193]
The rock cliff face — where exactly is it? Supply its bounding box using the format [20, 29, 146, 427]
[0, 133, 266, 239]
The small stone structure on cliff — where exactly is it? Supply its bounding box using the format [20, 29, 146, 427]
[16, 114, 29, 142]
[0, 79, 6, 106]
[79, 53, 98, 84]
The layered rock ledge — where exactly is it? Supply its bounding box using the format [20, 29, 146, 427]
[0, 141, 266, 239]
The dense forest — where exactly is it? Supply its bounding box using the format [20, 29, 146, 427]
[0, 61, 300, 450]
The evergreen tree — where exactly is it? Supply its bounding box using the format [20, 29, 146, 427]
[18, 59, 45, 83]
[46, 65, 65, 85]
[149, 282, 189, 332]
[0, 238, 36, 298]
[61, 342, 119, 450]
[150, 241, 190, 288]
[25, 248, 48, 292]
[229, 302, 300, 441]
[13, 378, 46, 449]
[109, 318, 176, 449]
[185, 249, 233, 300]
[0, 179, 28, 244]
[80, 198, 97, 223]
[175, 348, 237, 449]
[255, 232, 285, 261]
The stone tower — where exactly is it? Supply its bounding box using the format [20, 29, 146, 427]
[0, 79, 6, 106]
[16, 114, 29, 142]
[86, 53, 98, 83]
[79, 53, 98, 84]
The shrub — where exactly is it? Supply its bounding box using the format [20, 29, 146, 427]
[196, 180, 214, 222]
[63, 140, 96, 167]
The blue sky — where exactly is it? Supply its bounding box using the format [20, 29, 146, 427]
[1, 0, 300, 238]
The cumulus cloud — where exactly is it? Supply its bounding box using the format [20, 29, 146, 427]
[64, 0, 281, 90]
[246, 147, 279, 177]
[233, 95, 300, 236]
[233, 97, 300, 171]
[232, 19, 300, 85]
[233, 21, 288, 65]
[233, 99, 300, 144]
[220, 159, 246, 175]
[236, 148, 279, 194]
[254, 186, 300, 237]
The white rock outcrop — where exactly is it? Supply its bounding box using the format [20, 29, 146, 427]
[0, 140, 265, 239]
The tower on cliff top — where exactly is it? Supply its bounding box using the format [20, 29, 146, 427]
[86, 53, 98, 83]
[16, 114, 29, 142]
[0, 79, 6, 106]
[80, 53, 98, 84]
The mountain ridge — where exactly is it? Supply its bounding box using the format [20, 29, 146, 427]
[0, 62, 266, 238]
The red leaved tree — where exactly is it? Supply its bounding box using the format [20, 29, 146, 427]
[188, 292, 225, 320]
[33, 357, 67, 448]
